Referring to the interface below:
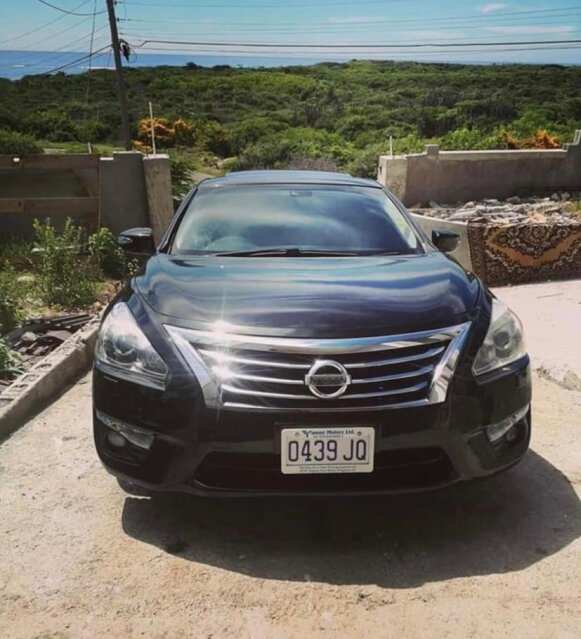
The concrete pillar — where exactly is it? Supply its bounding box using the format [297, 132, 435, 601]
[377, 155, 408, 201]
[99, 151, 149, 235]
[143, 154, 174, 244]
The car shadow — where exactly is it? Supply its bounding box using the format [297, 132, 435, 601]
[121, 450, 580, 588]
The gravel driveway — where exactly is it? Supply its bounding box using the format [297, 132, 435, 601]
[1, 285, 580, 638]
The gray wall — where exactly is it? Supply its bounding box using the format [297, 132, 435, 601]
[100, 152, 150, 234]
[378, 131, 581, 206]
[0, 151, 173, 239]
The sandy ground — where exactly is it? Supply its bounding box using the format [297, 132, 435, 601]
[494, 280, 581, 387]
[0, 283, 580, 638]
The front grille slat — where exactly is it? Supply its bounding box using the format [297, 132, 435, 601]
[221, 380, 429, 401]
[165, 322, 471, 412]
[344, 345, 445, 369]
[350, 365, 434, 385]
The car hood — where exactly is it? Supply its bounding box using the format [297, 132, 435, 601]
[135, 253, 481, 337]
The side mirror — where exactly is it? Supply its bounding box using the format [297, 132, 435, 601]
[432, 229, 459, 254]
[117, 227, 155, 255]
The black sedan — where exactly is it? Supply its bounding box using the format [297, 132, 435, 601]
[93, 171, 531, 496]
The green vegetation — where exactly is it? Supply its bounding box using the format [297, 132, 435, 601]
[0, 339, 23, 379]
[0, 129, 43, 154]
[32, 218, 95, 308]
[88, 226, 138, 280]
[0, 221, 136, 340]
[0, 60, 580, 175]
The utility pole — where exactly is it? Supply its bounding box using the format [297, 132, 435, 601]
[106, 0, 131, 150]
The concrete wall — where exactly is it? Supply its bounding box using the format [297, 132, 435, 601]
[99, 152, 150, 235]
[378, 130, 581, 206]
[143, 155, 174, 243]
[101, 152, 173, 238]
[0, 151, 173, 240]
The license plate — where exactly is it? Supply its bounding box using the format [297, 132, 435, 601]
[281, 427, 375, 474]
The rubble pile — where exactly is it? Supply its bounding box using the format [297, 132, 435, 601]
[0, 313, 93, 393]
[412, 193, 581, 225]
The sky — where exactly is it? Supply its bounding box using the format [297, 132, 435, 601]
[1, 0, 580, 66]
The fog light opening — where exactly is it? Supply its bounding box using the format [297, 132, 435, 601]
[97, 410, 154, 450]
[486, 405, 529, 443]
[107, 432, 127, 448]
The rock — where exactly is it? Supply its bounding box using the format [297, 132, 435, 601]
[449, 210, 477, 221]
[483, 198, 500, 205]
[20, 332, 37, 345]
[506, 196, 521, 205]
[550, 193, 560, 202]
[464, 201, 476, 208]
[429, 200, 443, 209]
[563, 370, 581, 391]
[560, 192, 571, 201]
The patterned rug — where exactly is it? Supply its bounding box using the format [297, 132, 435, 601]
[467, 221, 581, 286]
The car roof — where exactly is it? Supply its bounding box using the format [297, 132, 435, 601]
[197, 170, 381, 190]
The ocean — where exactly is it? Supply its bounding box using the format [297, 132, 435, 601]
[0, 49, 361, 80]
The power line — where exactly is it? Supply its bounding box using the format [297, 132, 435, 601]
[40, 44, 111, 74]
[118, 6, 581, 28]
[14, 25, 109, 67]
[120, 0, 412, 8]
[36, 0, 107, 16]
[0, 0, 92, 46]
[131, 37, 581, 49]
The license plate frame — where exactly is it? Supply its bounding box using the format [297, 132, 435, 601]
[280, 426, 375, 475]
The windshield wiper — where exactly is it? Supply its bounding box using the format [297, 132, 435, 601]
[214, 247, 361, 257]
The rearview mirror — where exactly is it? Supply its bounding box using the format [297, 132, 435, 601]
[432, 229, 459, 254]
[118, 227, 155, 255]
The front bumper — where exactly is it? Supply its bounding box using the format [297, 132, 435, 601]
[93, 356, 532, 497]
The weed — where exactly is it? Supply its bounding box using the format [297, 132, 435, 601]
[89, 227, 137, 279]
[0, 339, 23, 379]
[32, 218, 95, 309]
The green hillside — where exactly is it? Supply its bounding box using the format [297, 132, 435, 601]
[1, 59, 580, 176]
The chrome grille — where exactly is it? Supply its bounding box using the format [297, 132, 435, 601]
[165, 322, 471, 412]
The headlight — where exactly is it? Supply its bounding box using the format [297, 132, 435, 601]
[472, 299, 526, 376]
[95, 302, 168, 390]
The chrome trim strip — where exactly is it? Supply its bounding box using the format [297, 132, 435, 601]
[344, 345, 445, 369]
[199, 345, 445, 370]
[167, 323, 469, 355]
[221, 381, 428, 401]
[222, 372, 304, 385]
[222, 398, 432, 413]
[428, 322, 472, 403]
[350, 365, 434, 384]
[199, 349, 310, 370]
[219, 364, 432, 387]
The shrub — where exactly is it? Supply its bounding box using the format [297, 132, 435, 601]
[170, 154, 196, 198]
[32, 218, 95, 309]
[0, 339, 23, 379]
[0, 129, 43, 155]
[0, 268, 19, 335]
[89, 227, 136, 280]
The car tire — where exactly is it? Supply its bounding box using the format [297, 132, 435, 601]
[117, 478, 153, 497]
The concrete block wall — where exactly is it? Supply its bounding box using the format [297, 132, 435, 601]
[100, 152, 174, 241]
[0, 151, 174, 240]
[378, 130, 581, 206]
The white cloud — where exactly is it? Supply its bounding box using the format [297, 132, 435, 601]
[478, 3, 508, 13]
[484, 25, 575, 34]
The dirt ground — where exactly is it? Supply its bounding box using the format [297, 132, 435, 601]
[0, 370, 579, 638]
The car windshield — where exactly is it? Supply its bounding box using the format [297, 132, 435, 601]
[171, 183, 423, 255]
